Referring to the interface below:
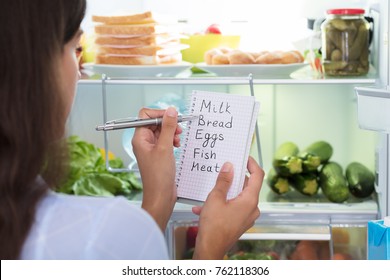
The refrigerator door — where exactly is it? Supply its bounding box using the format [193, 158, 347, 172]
[356, 87, 390, 217]
[354, 0, 390, 218]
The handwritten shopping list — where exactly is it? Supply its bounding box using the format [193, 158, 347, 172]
[176, 90, 260, 203]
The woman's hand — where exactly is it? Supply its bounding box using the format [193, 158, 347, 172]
[192, 157, 264, 259]
[132, 107, 182, 232]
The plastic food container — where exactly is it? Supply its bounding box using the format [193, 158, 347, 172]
[321, 8, 370, 76]
[180, 34, 240, 63]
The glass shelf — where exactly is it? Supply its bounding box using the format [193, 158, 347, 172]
[78, 65, 377, 86]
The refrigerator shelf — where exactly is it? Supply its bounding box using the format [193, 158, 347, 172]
[78, 74, 377, 86]
[169, 199, 378, 225]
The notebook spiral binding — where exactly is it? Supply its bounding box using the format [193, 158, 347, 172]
[176, 95, 196, 187]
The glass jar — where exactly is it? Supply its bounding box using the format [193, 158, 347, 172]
[321, 8, 370, 76]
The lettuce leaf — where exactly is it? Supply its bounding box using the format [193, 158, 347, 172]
[57, 135, 141, 197]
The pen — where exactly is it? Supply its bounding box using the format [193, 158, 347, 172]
[96, 114, 198, 131]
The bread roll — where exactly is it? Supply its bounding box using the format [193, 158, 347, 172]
[219, 47, 233, 54]
[291, 50, 304, 62]
[228, 50, 255, 64]
[211, 53, 229, 65]
[255, 51, 283, 64]
[280, 50, 304, 64]
[204, 48, 222, 65]
[248, 51, 269, 60]
[204, 48, 304, 65]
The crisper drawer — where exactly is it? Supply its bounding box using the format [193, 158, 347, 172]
[168, 220, 367, 260]
[356, 86, 390, 132]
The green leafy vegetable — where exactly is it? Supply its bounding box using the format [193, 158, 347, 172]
[57, 135, 141, 197]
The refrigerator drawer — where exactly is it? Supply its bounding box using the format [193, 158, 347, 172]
[356, 87, 390, 133]
[168, 221, 367, 260]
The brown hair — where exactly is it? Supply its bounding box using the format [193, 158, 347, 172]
[0, 0, 86, 259]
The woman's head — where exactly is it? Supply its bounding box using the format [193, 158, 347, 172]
[1, 0, 86, 137]
[0, 0, 86, 259]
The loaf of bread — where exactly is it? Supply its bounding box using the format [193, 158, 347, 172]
[95, 53, 182, 65]
[98, 45, 163, 56]
[94, 35, 180, 47]
[94, 23, 167, 36]
[92, 11, 184, 65]
[98, 44, 183, 56]
[204, 48, 304, 65]
[92, 11, 155, 25]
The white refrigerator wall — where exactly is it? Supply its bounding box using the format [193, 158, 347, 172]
[69, 83, 378, 181]
[84, 0, 368, 52]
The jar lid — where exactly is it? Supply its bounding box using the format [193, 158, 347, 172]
[327, 8, 365, 15]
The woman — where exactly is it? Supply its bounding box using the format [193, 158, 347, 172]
[0, 0, 264, 260]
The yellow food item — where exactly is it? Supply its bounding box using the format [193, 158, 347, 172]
[99, 148, 115, 160]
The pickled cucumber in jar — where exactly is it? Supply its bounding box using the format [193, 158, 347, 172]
[321, 8, 370, 76]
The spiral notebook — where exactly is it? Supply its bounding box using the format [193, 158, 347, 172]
[176, 90, 260, 204]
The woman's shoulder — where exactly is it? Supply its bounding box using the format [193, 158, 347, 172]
[47, 191, 140, 211]
[44, 191, 162, 237]
[22, 192, 169, 259]
[41, 191, 144, 220]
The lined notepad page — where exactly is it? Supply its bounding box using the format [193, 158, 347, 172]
[176, 90, 260, 203]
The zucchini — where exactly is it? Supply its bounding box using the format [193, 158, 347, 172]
[319, 162, 349, 203]
[267, 168, 290, 195]
[290, 172, 319, 196]
[272, 142, 302, 176]
[299, 141, 333, 172]
[345, 162, 375, 198]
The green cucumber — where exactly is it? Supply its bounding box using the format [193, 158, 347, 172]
[345, 162, 375, 198]
[273, 142, 302, 176]
[319, 162, 349, 203]
[299, 141, 333, 172]
[290, 173, 320, 196]
[267, 168, 290, 195]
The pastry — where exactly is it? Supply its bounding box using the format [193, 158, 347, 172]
[228, 50, 255, 64]
[204, 48, 304, 65]
[211, 53, 229, 64]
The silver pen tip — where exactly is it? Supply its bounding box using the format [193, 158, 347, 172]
[186, 115, 199, 121]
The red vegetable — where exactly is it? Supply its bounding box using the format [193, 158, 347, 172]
[186, 226, 198, 249]
[205, 24, 221, 34]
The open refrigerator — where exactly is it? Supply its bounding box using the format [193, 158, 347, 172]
[69, 0, 390, 260]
